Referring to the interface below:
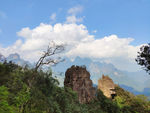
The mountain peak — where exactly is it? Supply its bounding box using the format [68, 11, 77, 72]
[0, 53, 6, 62]
[7, 53, 20, 60]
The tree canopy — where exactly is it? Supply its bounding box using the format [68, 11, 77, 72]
[136, 43, 150, 74]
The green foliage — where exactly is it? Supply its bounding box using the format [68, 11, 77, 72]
[0, 62, 150, 113]
[0, 86, 14, 113]
[136, 43, 150, 74]
[115, 86, 150, 113]
[14, 84, 30, 113]
[115, 96, 125, 108]
[96, 90, 121, 113]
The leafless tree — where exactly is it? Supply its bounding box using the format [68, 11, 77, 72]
[35, 42, 65, 71]
[28, 42, 65, 88]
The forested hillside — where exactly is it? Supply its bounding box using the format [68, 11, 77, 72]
[0, 62, 150, 113]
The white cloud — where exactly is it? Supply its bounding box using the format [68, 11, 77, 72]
[10, 23, 92, 62]
[66, 35, 138, 59]
[0, 40, 22, 57]
[66, 35, 141, 71]
[50, 13, 56, 21]
[66, 15, 83, 23]
[68, 5, 83, 15]
[66, 6, 84, 24]
[0, 21, 142, 71]
[92, 30, 97, 33]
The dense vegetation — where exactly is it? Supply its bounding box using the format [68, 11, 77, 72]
[0, 61, 150, 113]
[136, 43, 150, 74]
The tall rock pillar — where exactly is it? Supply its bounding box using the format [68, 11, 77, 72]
[98, 75, 116, 99]
[64, 65, 96, 103]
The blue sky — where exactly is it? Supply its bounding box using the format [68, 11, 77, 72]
[0, 0, 150, 72]
[0, 0, 149, 47]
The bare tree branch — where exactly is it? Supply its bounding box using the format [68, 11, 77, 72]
[35, 42, 65, 71]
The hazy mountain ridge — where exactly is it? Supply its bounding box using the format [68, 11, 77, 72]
[52, 56, 150, 91]
[3, 53, 150, 94]
[0, 53, 6, 62]
[6, 53, 32, 67]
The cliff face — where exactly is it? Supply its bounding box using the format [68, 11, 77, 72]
[64, 65, 96, 103]
[98, 75, 116, 99]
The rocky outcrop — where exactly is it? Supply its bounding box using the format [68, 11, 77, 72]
[98, 75, 116, 99]
[64, 65, 96, 103]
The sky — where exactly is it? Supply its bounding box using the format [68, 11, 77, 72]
[0, 0, 150, 72]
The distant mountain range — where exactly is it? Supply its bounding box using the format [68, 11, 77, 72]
[0, 54, 6, 62]
[120, 84, 150, 96]
[4, 53, 31, 67]
[52, 56, 150, 91]
[2, 53, 150, 96]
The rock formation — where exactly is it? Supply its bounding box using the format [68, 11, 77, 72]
[64, 65, 96, 103]
[98, 75, 116, 99]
